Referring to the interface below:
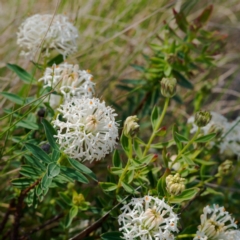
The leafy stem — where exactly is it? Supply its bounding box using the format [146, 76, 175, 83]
[170, 127, 201, 168]
[143, 97, 170, 156]
[116, 137, 133, 193]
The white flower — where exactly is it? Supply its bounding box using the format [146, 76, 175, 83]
[118, 196, 179, 240]
[52, 97, 118, 162]
[39, 62, 95, 99]
[228, 230, 240, 240]
[17, 14, 78, 59]
[193, 205, 238, 240]
[188, 112, 240, 157]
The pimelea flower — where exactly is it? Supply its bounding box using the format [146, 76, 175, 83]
[193, 205, 238, 240]
[17, 14, 78, 59]
[52, 97, 118, 162]
[39, 62, 95, 99]
[118, 196, 179, 240]
[188, 112, 240, 157]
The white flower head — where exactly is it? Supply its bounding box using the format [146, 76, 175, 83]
[17, 14, 78, 59]
[188, 112, 240, 157]
[52, 97, 118, 162]
[118, 196, 179, 240]
[39, 62, 95, 99]
[194, 205, 238, 240]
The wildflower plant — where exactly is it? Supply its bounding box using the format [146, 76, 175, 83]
[0, 3, 240, 240]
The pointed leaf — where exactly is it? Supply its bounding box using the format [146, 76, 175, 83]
[169, 188, 199, 203]
[25, 143, 51, 164]
[112, 150, 122, 168]
[0, 92, 24, 105]
[194, 133, 216, 143]
[68, 158, 97, 181]
[151, 106, 159, 130]
[7, 63, 35, 83]
[42, 119, 59, 150]
[99, 182, 117, 192]
[47, 162, 60, 178]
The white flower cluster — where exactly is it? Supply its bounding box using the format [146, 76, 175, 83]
[17, 14, 78, 59]
[188, 112, 240, 156]
[118, 196, 179, 240]
[39, 62, 95, 99]
[193, 205, 239, 240]
[52, 97, 118, 162]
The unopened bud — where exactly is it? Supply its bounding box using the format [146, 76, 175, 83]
[166, 173, 185, 196]
[194, 110, 212, 127]
[218, 160, 233, 176]
[123, 115, 139, 138]
[208, 124, 223, 139]
[72, 193, 85, 206]
[160, 77, 177, 98]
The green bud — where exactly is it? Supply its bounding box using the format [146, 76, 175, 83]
[194, 110, 212, 127]
[218, 160, 233, 176]
[123, 115, 139, 138]
[160, 77, 177, 98]
[166, 173, 185, 196]
[72, 192, 85, 206]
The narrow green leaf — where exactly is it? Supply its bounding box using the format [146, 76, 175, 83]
[130, 64, 145, 72]
[151, 140, 175, 149]
[194, 159, 216, 166]
[20, 165, 43, 178]
[0, 92, 24, 105]
[61, 167, 89, 184]
[120, 133, 129, 155]
[151, 106, 159, 130]
[41, 173, 52, 190]
[173, 71, 193, 89]
[181, 155, 195, 166]
[7, 63, 35, 83]
[101, 232, 123, 240]
[24, 155, 46, 171]
[121, 181, 137, 194]
[121, 79, 146, 85]
[173, 124, 182, 150]
[173, 8, 189, 32]
[65, 206, 78, 228]
[42, 119, 59, 150]
[110, 167, 123, 175]
[68, 158, 97, 181]
[133, 139, 143, 158]
[201, 187, 223, 196]
[59, 192, 72, 206]
[194, 133, 216, 143]
[140, 154, 154, 165]
[99, 182, 117, 192]
[112, 150, 122, 168]
[175, 132, 188, 142]
[11, 178, 34, 189]
[47, 54, 64, 66]
[47, 162, 60, 178]
[169, 188, 199, 203]
[25, 143, 51, 164]
[16, 120, 39, 130]
[157, 170, 169, 197]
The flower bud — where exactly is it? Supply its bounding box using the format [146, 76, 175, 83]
[166, 173, 185, 196]
[218, 160, 233, 176]
[72, 193, 85, 206]
[194, 110, 212, 127]
[160, 77, 177, 98]
[123, 115, 139, 138]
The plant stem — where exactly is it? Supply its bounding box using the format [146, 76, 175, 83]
[116, 137, 132, 193]
[143, 97, 170, 156]
[170, 128, 200, 168]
